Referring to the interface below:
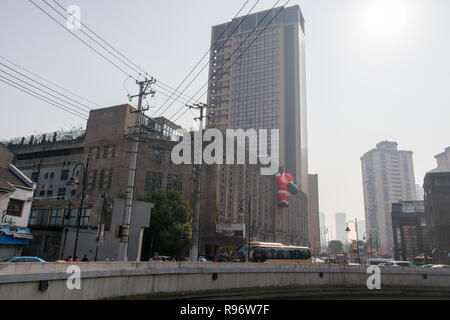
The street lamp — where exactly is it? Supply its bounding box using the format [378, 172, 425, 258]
[345, 218, 361, 264]
[239, 195, 252, 263]
[67, 155, 91, 259]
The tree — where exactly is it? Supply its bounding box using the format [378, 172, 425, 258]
[140, 190, 192, 258]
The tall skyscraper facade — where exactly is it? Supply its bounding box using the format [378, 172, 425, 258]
[207, 5, 310, 245]
[335, 212, 348, 244]
[361, 141, 417, 256]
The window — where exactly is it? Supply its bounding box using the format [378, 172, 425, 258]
[60, 170, 69, 181]
[28, 210, 37, 225]
[49, 172, 55, 179]
[57, 188, 66, 200]
[31, 172, 39, 182]
[89, 146, 101, 159]
[39, 191, 45, 197]
[68, 209, 78, 227]
[49, 209, 63, 226]
[47, 190, 53, 197]
[103, 145, 117, 159]
[144, 171, 163, 192]
[87, 170, 97, 190]
[148, 148, 164, 162]
[6, 199, 24, 217]
[166, 174, 183, 192]
[80, 209, 91, 227]
[99, 169, 113, 190]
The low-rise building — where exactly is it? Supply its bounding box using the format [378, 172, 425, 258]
[22, 196, 152, 262]
[391, 201, 430, 263]
[0, 163, 35, 259]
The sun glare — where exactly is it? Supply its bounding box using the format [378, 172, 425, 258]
[363, 0, 410, 39]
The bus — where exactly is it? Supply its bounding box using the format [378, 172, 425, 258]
[235, 242, 312, 264]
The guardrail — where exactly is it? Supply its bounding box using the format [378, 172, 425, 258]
[0, 262, 449, 300]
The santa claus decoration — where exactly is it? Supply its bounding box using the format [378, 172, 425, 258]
[276, 173, 299, 208]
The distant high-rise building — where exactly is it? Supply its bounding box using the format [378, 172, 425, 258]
[361, 141, 417, 256]
[335, 212, 348, 244]
[308, 174, 320, 253]
[416, 184, 425, 201]
[208, 5, 310, 245]
[433, 147, 450, 172]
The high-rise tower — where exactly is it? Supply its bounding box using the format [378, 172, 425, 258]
[361, 141, 417, 256]
[207, 5, 310, 245]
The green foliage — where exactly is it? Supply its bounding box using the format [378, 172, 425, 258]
[140, 190, 192, 257]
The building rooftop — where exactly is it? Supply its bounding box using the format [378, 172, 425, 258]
[0, 165, 34, 192]
[212, 5, 305, 36]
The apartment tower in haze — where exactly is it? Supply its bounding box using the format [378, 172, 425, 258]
[361, 141, 417, 256]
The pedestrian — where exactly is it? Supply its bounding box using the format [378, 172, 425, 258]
[82, 255, 89, 262]
[74, 256, 79, 262]
[67, 256, 73, 262]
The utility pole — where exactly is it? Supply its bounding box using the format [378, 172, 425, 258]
[119, 78, 156, 262]
[187, 103, 210, 262]
[60, 200, 73, 260]
[95, 193, 109, 262]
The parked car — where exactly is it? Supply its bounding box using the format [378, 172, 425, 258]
[149, 256, 174, 262]
[0, 257, 46, 263]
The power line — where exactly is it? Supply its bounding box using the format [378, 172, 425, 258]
[171, 0, 285, 122]
[0, 55, 104, 108]
[156, 0, 265, 120]
[0, 61, 91, 112]
[150, 0, 256, 118]
[0, 67, 91, 115]
[172, 0, 289, 123]
[49, 0, 197, 103]
[28, 0, 136, 79]
[0, 77, 88, 120]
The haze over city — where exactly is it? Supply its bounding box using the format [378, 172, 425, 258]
[1, 0, 450, 234]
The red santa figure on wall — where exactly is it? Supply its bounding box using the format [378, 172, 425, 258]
[276, 172, 299, 208]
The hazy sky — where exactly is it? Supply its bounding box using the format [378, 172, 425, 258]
[1, 0, 449, 236]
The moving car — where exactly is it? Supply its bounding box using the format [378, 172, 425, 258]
[312, 257, 325, 264]
[379, 260, 417, 267]
[430, 264, 449, 269]
[0, 257, 46, 263]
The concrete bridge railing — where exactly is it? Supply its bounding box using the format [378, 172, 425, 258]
[0, 262, 449, 300]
